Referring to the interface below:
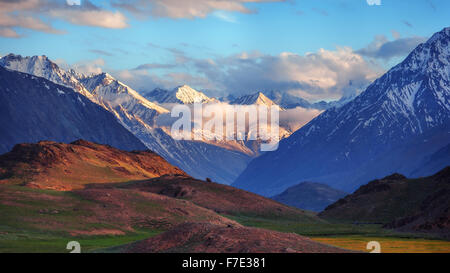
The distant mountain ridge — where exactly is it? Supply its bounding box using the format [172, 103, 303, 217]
[145, 85, 213, 104]
[267, 90, 357, 110]
[233, 27, 450, 195]
[271, 182, 347, 212]
[0, 66, 146, 154]
[231, 92, 283, 110]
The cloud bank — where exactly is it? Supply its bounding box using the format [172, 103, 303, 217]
[112, 0, 283, 19]
[114, 46, 383, 102]
[356, 35, 427, 60]
[0, 0, 128, 38]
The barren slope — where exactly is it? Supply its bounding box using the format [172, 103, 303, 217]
[0, 140, 185, 191]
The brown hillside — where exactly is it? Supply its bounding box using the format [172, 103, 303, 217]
[0, 140, 185, 190]
[0, 184, 238, 236]
[0, 140, 333, 252]
[125, 222, 350, 253]
[119, 175, 319, 221]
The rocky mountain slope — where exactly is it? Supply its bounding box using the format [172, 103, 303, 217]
[0, 54, 93, 99]
[0, 66, 146, 154]
[234, 27, 450, 195]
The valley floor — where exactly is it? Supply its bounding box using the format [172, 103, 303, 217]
[311, 236, 450, 253]
[222, 214, 450, 253]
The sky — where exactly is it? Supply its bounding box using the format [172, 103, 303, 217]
[0, 0, 449, 101]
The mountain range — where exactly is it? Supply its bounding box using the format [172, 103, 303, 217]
[0, 54, 251, 184]
[233, 27, 450, 195]
[267, 90, 356, 110]
[0, 66, 146, 154]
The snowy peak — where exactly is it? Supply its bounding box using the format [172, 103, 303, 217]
[393, 27, 450, 76]
[0, 53, 93, 99]
[231, 92, 283, 110]
[173, 85, 212, 104]
[81, 73, 168, 115]
[145, 85, 213, 104]
[360, 26, 450, 131]
[0, 54, 53, 74]
[233, 27, 450, 195]
[426, 27, 450, 45]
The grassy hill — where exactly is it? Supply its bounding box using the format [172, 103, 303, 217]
[0, 140, 186, 191]
[0, 140, 329, 253]
[319, 168, 450, 238]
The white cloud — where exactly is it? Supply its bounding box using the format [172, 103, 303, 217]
[66, 0, 81, 5]
[196, 47, 383, 100]
[356, 35, 427, 60]
[213, 11, 238, 23]
[115, 46, 383, 102]
[48, 9, 128, 29]
[366, 0, 381, 5]
[279, 107, 323, 132]
[112, 0, 283, 19]
[0, 27, 20, 38]
[0, 0, 128, 38]
[56, 58, 106, 75]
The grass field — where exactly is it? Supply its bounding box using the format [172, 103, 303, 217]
[311, 236, 450, 253]
[0, 229, 162, 253]
[1, 185, 448, 253]
[225, 214, 450, 253]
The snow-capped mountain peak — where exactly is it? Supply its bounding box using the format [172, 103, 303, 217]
[144, 84, 213, 104]
[80, 73, 169, 116]
[233, 27, 450, 195]
[0, 53, 93, 99]
[231, 92, 283, 110]
[173, 85, 212, 104]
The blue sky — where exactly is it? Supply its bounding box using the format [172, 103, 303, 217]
[0, 0, 449, 100]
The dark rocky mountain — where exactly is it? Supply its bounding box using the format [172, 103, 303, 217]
[233, 27, 450, 195]
[271, 182, 347, 212]
[319, 167, 450, 238]
[0, 66, 146, 154]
